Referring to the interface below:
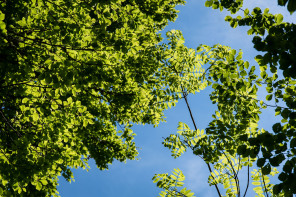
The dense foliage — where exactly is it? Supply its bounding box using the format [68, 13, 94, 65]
[1, 0, 295, 196]
[153, 0, 296, 196]
[0, 0, 185, 196]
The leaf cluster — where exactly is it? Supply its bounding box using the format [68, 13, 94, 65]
[152, 168, 195, 197]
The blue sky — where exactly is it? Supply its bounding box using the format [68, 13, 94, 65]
[58, 1, 294, 196]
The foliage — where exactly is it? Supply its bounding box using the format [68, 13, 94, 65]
[1, 0, 295, 196]
[204, 0, 296, 195]
[153, 0, 296, 194]
[0, 0, 186, 196]
[152, 168, 195, 197]
[205, 0, 296, 13]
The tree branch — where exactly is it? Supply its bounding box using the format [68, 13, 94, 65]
[260, 168, 269, 197]
[243, 163, 250, 197]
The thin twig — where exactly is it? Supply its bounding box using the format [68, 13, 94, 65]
[243, 163, 250, 197]
[260, 167, 269, 197]
[169, 59, 223, 197]
[181, 87, 222, 197]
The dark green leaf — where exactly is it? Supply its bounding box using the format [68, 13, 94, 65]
[273, 123, 282, 133]
[257, 158, 266, 167]
[261, 163, 271, 175]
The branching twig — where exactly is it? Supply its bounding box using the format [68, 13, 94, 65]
[181, 86, 222, 197]
[222, 151, 240, 196]
[169, 60, 223, 197]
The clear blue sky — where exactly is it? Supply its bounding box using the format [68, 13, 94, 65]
[58, 1, 293, 196]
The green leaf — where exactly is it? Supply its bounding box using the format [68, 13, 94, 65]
[273, 184, 282, 195]
[276, 14, 284, 24]
[266, 94, 272, 101]
[266, 86, 273, 93]
[0, 12, 4, 21]
[281, 108, 290, 119]
[253, 186, 263, 192]
[205, 1, 213, 7]
[262, 164, 271, 175]
[22, 98, 29, 104]
[240, 70, 247, 77]
[252, 181, 261, 186]
[272, 123, 282, 133]
[237, 145, 247, 155]
[32, 113, 39, 121]
[244, 61, 250, 69]
[261, 71, 267, 79]
[290, 138, 296, 148]
[0, 11, 5, 33]
[278, 172, 288, 181]
[257, 158, 266, 167]
[40, 180, 48, 185]
[36, 182, 42, 191]
[278, 0, 289, 6]
[67, 97, 73, 104]
[51, 104, 58, 110]
[287, 0, 296, 13]
[283, 160, 292, 172]
[0, 22, 6, 32]
[45, 76, 52, 84]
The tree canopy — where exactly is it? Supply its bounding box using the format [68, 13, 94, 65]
[1, 0, 296, 196]
[0, 0, 185, 196]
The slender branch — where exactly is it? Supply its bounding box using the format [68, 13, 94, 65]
[181, 87, 222, 197]
[168, 58, 222, 197]
[242, 95, 289, 110]
[0, 81, 30, 88]
[239, 8, 253, 18]
[182, 90, 198, 131]
[8, 30, 111, 52]
[237, 156, 241, 176]
[260, 167, 269, 197]
[243, 163, 250, 197]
